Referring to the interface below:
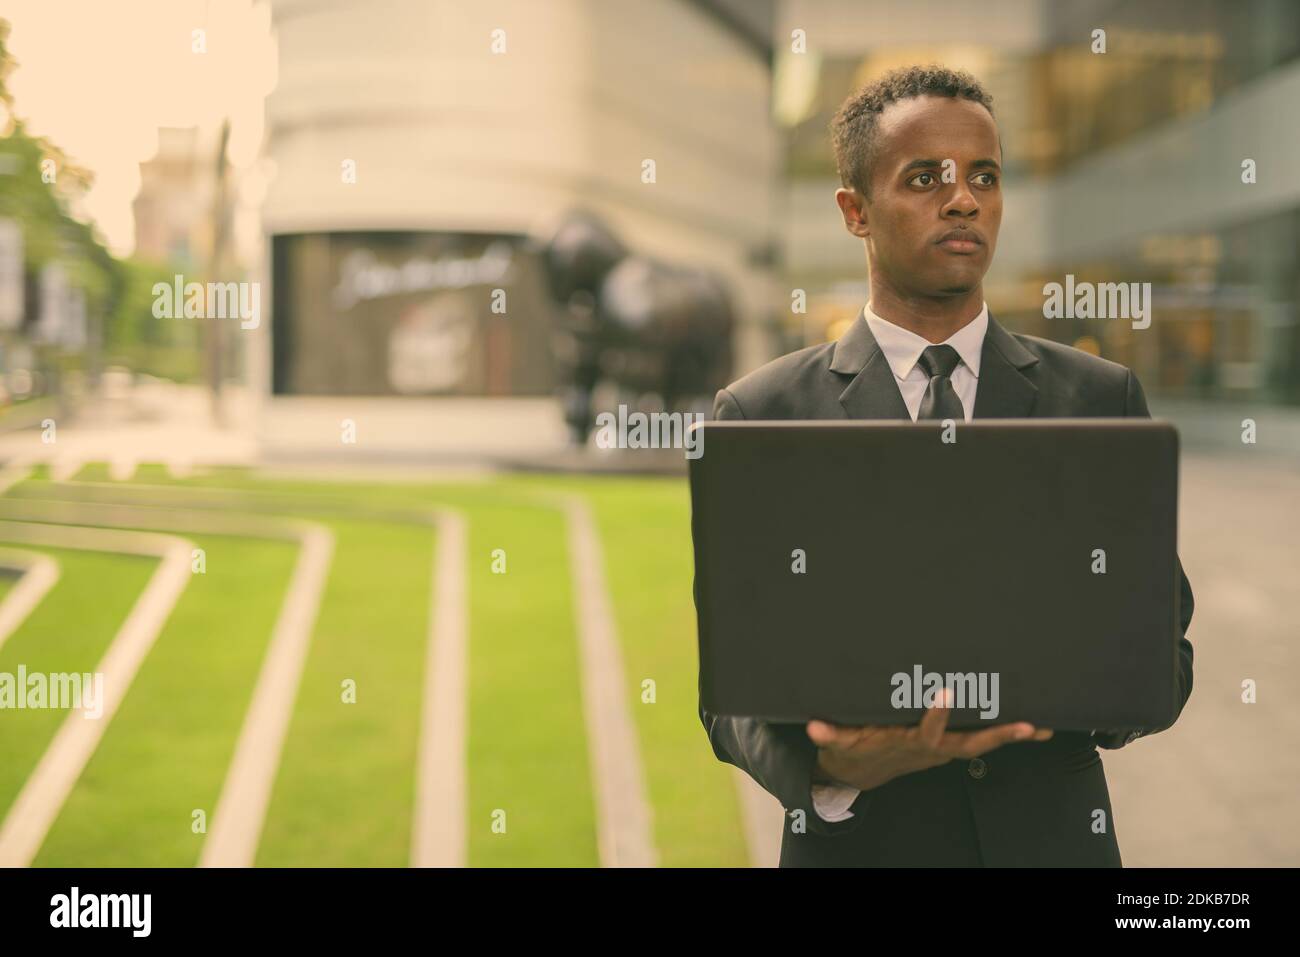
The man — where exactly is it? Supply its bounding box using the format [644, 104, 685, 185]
[697, 66, 1194, 867]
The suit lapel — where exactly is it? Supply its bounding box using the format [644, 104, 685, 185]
[829, 308, 1040, 420]
[829, 310, 910, 420]
[972, 315, 1039, 419]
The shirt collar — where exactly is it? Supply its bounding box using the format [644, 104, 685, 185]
[863, 301, 989, 381]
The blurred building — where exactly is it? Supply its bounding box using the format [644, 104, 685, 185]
[132, 127, 216, 269]
[254, 0, 1300, 460]
[775, 0, 1300, 440]
[257, 0, 778, 457]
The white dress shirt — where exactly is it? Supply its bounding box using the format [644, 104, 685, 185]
[864, 301, 988, 422]
[810, 301, 990, 823]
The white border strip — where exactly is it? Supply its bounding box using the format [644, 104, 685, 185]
[199, 523, 334, 867]
[551, 494, 657, 868]
[0, 521, 193, 867]
[411, 509, 469, 867]
[0, 548, 61, 656]
[18, 481, 472, 869]
[0, 496, 335, 869]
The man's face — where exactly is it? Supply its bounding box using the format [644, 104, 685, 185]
[841, 95, 1002, 298]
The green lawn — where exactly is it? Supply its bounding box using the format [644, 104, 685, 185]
[462, 497, 597, 866]
[162, 475, 602, 866]
[573, 477, 749, 866]
[35, 531, 297, 867]
[0, 465, 750, 867]
[256, 516, 434, 866]
[0, 546, 158, 822]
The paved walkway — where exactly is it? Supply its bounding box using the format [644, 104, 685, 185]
[1102, 453, 1300, 866]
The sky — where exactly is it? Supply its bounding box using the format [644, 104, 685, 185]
[2, 0, 278, 258]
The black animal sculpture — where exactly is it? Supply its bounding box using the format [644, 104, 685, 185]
[542, 211, 734, 444]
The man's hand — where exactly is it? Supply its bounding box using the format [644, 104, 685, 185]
[807, 689, 1053, 793]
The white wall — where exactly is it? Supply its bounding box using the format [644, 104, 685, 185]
[262, 0, 780, 385]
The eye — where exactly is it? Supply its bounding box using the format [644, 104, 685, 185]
[908, 171, 937, 188]
[971, 172, 998, 187]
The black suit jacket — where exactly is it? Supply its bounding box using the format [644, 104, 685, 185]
[696, 311, 1195, 867]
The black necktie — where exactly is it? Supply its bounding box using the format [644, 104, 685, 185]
[917, 345, 965, 421]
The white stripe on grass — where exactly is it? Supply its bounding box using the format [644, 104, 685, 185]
[0, 521, 194, 867]
[548, 493, 657, 868]
[411, 509, 469, 868]
[33, 479, 476, 868]
[20, 477, 659, 868]
[0, 548, 62, 655]
[0, 496, 334, 869]
[201, 522, 333, 867]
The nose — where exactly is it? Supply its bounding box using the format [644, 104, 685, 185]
[942, 180, 979, 218]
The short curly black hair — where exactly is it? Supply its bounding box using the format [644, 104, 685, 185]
[831, 65, 995, 200]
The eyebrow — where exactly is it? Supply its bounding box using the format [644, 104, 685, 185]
[900, 157, 1001, 174]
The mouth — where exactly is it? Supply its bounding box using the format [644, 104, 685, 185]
[936, 229, 983, 254]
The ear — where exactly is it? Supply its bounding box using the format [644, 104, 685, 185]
[835, 187, 870, 239]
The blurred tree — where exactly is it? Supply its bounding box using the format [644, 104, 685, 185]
[102, 255, 200, 381]
[0, 18, 195, 385]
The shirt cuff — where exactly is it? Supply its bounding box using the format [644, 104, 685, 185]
[811, 782, 860, 822]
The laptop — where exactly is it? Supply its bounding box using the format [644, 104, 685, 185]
[688, 420, 1182, 731]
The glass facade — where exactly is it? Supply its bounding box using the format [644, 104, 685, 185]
[778, 0, 1300, 407]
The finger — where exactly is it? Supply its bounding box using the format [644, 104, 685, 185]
[805, 720, 839, 746]
[917, 687, 954, 750]
[943, 722, 1035, 758]
[806, 720, 864, 750]
[1031, 729, 1053, 741]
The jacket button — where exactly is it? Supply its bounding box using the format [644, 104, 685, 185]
[967, 758, 987, 779]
